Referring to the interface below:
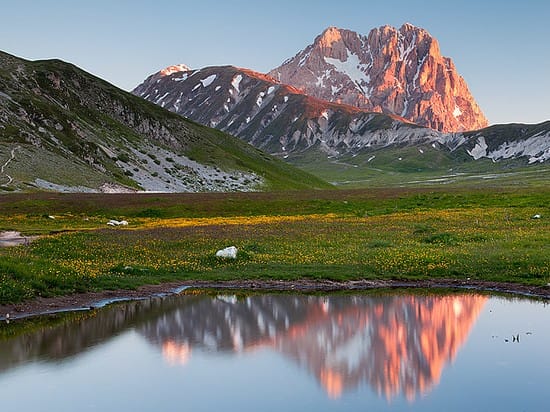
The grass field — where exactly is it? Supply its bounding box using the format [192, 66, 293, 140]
[0, 187, 549, 304]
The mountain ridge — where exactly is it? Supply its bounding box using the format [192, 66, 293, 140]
[133, 64, 435, 158]
[134, 63, 550, 167]
[133, 61, 550, 189]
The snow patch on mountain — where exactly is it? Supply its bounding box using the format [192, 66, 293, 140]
[256, 92, 265, 107]
[155, 92, 170, 105]
[200, 75, 217, 88]
[453, 105, 462, 118]
[173, 73, 189, 82]
[298, 51, 311, 67]
[231, 75, 243, 92]
[467, 137, 488, 160]
[477, 132, 550, 164]
[398, 32, 417, 60]
[324, 51, 371, 95]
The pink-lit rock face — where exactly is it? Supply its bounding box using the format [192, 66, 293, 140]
[269, 24, 488, 132]
[271, 294, 487, 400]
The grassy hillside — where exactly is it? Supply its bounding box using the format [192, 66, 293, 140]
[0, 51, 330, 192]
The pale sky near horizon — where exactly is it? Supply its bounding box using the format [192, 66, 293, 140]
[1, 0, 549, 125]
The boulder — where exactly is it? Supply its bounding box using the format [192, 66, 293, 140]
[107, 219, 129, 226]
[216, 246, 238, 259]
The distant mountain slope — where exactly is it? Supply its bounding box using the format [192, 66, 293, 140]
[459, 122, 550, 164]
[0, 51, 330, 192]
[269, 24, 488, 132]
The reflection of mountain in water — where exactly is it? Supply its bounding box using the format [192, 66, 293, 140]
[139, 294, 487, 400]
[272, 295, 487, 400]
[0, 293, 486, 401]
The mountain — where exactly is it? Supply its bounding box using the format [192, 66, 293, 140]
[0, 51, 330, 192]
[269, 24, 488, 133]
[134, 64, 550, 168]
[133, 64, 443, 158]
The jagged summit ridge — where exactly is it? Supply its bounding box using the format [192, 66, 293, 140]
[134, 64, 437, 156]
[269, 24, 488, 132]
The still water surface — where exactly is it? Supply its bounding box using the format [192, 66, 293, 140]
[0, 292, 549, 411]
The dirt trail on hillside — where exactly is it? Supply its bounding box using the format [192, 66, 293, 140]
[0, 145, 20, 186]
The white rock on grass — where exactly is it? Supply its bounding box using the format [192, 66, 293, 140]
[216, 246, 238, 259]
[107, 219, 129, 226]
[532, 214, 542, 219]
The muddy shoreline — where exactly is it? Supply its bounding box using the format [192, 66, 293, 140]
[1, 279, 549, 321]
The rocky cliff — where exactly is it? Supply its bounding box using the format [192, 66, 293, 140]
[269, 24, 488, 132]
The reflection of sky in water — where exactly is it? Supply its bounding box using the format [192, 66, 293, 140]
[0, 294, 549, 412]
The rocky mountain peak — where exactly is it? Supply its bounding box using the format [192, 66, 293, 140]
[398, 22, 429, 36]
[312, 27, 363, 62]
[134, 64, 193, 90]
[317, 26, 344, 47]
[269, 24, 488, 132]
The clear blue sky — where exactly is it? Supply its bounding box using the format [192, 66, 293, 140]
[1, 0, 549, 125]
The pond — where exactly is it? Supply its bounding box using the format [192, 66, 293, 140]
[0, 291, 549, 411]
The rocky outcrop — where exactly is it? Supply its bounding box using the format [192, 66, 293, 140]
[269, 24, 488, 132]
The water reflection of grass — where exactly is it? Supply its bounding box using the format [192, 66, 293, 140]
[0, 188, 548, 304]
[0, 311, 96, 340]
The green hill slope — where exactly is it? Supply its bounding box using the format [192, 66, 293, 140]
[0, 51, 331, 192]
